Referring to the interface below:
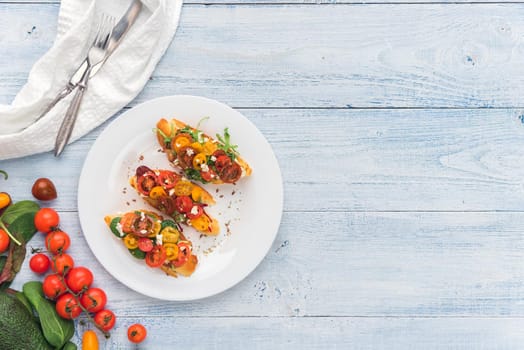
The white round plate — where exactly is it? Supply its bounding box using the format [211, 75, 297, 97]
[78, 95, 283, 300]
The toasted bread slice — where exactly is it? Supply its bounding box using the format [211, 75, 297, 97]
[156, 118, 252, 184]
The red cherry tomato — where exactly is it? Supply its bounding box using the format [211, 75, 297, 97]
[186, 205, 203, 219]
[31, 178, 57, 201]
[127, 323, 147, 343]
[45, 230, 71, 254]
[138, 237, 154, 252]
[145, 245, 166, 268]
[136, 172, 158, 196]
[200, 169, 217, 182]
[65, 266, 93, 293]
[80, 288, 107, 313]
[42, 273, 67, 299]
[0, 229, 9, 254]
[172, 241, 192, 267]
[34, 208, 60, 233]
[214, 155, 232, 173]
[94, 309, 116, 331]
[51, 253, 74, 275]
[29, 253, 50, 274]
[174, 196, 193, 213]
[157, 171, 179, 189]
[56, 293, 82, 319]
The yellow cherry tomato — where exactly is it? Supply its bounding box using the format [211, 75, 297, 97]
[191, 186, 204, 202]
[191, 215, 211, 232]
[0, 192, 11, 210]
[148, 220, 162, 238]
[149, 186, 167, 199]
[174, 180, 193, 196]
[124, 234, 139, 249]
[192, 153, 207, 170]
[82, 330, 99, 350]
[191, 142, 204, 153]
[164, 243, 180, 261]
[202, 141, 217, 155]
[161, 226, 180, 243]
[172, 134, 192, 151]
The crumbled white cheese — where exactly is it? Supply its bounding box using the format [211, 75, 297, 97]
[156, 234, 163, 245]
[210, 156, 217, 162]
[186, 148, 195, 156]
[154, 170, 160, 176]
[140, 229, 148, 234]
[116, 223, 124, 237]
[168, 188, 175, 196]
[140, 212, 145, 220]
[201, 163, 209, 172]
[190, 206, 199, 215]
[203, 137, 209, 142]
[174, 159, 179, 165]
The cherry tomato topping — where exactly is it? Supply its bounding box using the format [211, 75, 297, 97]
[160, 226, 180, 243]
[80, 287, 107, 313]
[34, 208, 60, 233]
[31, 178, 58, 201]
[149, 186, 167, 199]
[131, 214, 154, 237]
[127, 324, 147, 343]
[172, 133, 193, 151]
[120, 212, 138, 234]
[172, 241, 192, 267]
[186, 205, 203, 219]
[173, 180, 193, 197]
[202, 141, 217, 155]
[190, 215, 211, 233]
[157, 196, 176, 215]
[56, 293, 82, 319]
[136, 165, 153, 177]
[200, 169, 217, 182]
[176, 146, 197, 169]
[136, 173, 157, 196]
[29, 253, 50, 274]
[42, 273, 67, 299]
[145, 245, 166, 268]
[219, 162, 242, 183]
[51, 253, 74, 275]
[124, 234, 139, 249]
[192, 153, 207, 170]
[211, 150, 227, 159]
[164, 243, 179, 261]
[65, 266, 94, 293]
[0, 229, 9, 254]
[157, 171, 179, 189]
[94, 309, 116, 331]
[138, 237, 154, 252]
[214, 155, 232, 173]
[45, 230, 71, 254]
[175, 196, 193, 213]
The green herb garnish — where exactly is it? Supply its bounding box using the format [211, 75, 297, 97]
[184, 168, 207, 183]
[216, 128, 239, 160]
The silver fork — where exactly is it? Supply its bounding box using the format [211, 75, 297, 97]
[54, 14, 116, 157]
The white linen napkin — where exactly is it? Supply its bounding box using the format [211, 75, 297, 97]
[0, 0, 182, 160]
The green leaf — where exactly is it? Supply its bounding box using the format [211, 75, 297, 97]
[161, 220, 177, 230]
[8, 212, 38, 242]
[184, 168, 206, 183]
[0, 233, 26, 287]
[128, 248, 146, 259]
[1, 200, 40, 225]
[109, 217, 122, 238]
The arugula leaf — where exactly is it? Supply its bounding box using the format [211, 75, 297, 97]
[184, 168, 206, 183]
[216, 128, 239, 160]
[179, 117, 210, 143]
[1, 201, 39, 225]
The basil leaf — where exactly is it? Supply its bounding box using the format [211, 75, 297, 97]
[128, 248, 146, 260]
[8, 212, 38, 243]
[1, 201, 39, 225]
[161, 220, 177, 230]
[109, 217, 122, 238]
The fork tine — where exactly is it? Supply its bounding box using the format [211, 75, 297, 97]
[96, 15, 115, 48]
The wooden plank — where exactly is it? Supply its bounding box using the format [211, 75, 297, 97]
[1, 0, 522, 4]
[2, 108, 524, 211]
[10, 210, 524, 317]
[2, 4, 524, 107]
[70, 316, 524, 349]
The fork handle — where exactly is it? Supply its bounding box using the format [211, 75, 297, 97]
[54, 85, 87, 157]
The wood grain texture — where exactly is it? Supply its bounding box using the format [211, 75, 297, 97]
[69, 316, 524, 349]
[3, 108, 524, 211]
[2, 4, 524, 107]
[10, 210, 524, 317]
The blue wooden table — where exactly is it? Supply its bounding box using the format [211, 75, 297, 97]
[3, 0, 524, 348]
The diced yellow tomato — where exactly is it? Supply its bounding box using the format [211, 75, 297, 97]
[191, 142, 204, 153]
[191, 215, 211, 232]
[161, 227, 180, 243]
[124, 234, 139, 249]
[164, 243, 180, 261]
[149, 186, 167, 199]
[202, 141, 217, 155]
[174, 180, 193, 196]
[192, 153, 207, 170]
[172, 134, 192, 151]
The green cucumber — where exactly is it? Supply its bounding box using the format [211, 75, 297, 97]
[110, 216, 122, 237]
